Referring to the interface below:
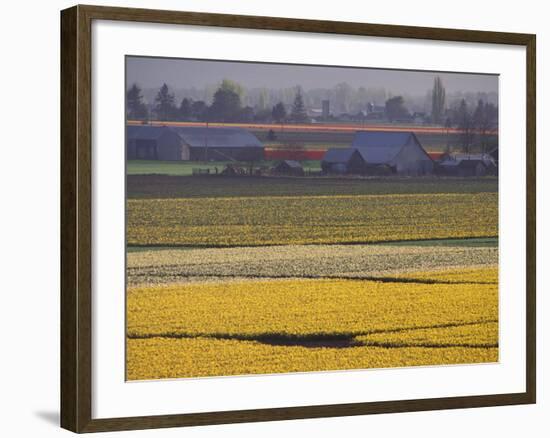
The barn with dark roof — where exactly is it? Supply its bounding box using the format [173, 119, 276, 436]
[351, 131, 433, 175]
[489, 147, 499, 166]
[127, 125, 189, 160]
[273, 160, 304, 176]
[321, 148, 366, 174]
[435, 153, 497, 177]
[173, 127, 264, 162]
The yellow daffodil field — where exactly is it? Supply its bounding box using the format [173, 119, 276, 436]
[127, 267, 498, 380]
[127, 192, 497, 247]
[126, 176, 499, 380]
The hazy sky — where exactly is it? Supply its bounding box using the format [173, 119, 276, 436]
[126, 56, 498, 95]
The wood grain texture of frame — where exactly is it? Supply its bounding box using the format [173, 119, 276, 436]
[60, 4, 536, 433]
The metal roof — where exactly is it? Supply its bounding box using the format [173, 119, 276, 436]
[277, 160, 303, 168]
[438, 161, 461, 167]
[441, 153, 496, 167]
[452, 153, 496, 166]
[457, 159, 487, 169]
[172, 127, 263, 148]
[352, 131, 417, 164]
[126, 125, 176, 141]
[323, 148, 360, 163]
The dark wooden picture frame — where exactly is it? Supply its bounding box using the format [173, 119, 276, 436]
[61, 4, 536, 433]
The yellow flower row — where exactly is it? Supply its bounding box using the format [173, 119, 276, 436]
[127, 267, 498, 379]
[127, 192, 498, 246]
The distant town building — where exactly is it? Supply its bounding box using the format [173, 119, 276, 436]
[365, 102, 386, 120]
[322, 100, 330, 119]
[412, 112, 428, 124]
[307, 108, 324, 118]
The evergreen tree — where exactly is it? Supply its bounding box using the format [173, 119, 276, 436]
[208, 85, 242, 122]
[179, 98, 193, 121]
[431, 76, 446, 124]
[126, 83, 148, 121]
[191, 100, 208, 121]
[290, 90, 308, 122]
[385, 96, 409, 122]
[154, 83, 176, 121]
[272, 102, 287, 123]
[239, 106, 255, 122]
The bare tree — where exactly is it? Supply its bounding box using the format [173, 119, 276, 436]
[473, 99, 498, 154]
[431, 76, 446, 125]
[456, 99, 475, 154]
[444, 116, 453, 154]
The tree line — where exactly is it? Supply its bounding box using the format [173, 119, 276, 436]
[127, 77, 498, 153]
[127, 81, 309, 124]
[384, 77, 498, 153]
[453, 97, 498, 154]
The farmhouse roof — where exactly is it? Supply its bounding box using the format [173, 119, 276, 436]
[428, 152, 447, 161]
[173, 127, 263, 148]
[126, 125, 175, 140]
[438, 160, 461, 168]
[457, 159, 488, 169]
[351, 131, 429, 164]
[323, 148, 359, 163]
[443, 153, 496, 167]
[278, 160, 303, 169]
[454, 154, 495, 166]
[439, 158, 488, 169]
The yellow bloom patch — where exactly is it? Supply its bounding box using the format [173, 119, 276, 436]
[127, 193, 498, 246]
[127, 267, 498, 380]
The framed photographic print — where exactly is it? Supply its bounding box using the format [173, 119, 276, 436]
[60, 4, 536, 433]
